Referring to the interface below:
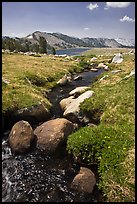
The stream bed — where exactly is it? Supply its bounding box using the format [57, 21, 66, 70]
[2, 69, 104, 202]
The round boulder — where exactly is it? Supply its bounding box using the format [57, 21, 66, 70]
[71, 167, 96, 193]
[34, 118, 74, 154]
[59, 96, 75, 111]
[8, 120, 35, 154]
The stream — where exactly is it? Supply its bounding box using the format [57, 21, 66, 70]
[2, 69, 104, 202]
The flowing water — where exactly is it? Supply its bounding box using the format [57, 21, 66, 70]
[2, 69, 104, 202]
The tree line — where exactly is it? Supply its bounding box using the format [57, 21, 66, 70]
[2, 36, 56, 54]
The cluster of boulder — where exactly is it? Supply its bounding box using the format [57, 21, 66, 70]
[7, 85, 97, 195]
[8, 118, 74, 155]
[6, 51, 132, 196]
[8, 117, 96, 194]
[8, 86, 95, 155]
[60, 89, 95, 123]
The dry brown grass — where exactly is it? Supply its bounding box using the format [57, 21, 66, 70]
[2, 53, 78, 84]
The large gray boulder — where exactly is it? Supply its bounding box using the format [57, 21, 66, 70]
[34, 118, 74, 154]
[70, 167, 96, 193]
[111, 53, 123, 63]
[63, 90, 95, 122]
[8, 120, 35, 154]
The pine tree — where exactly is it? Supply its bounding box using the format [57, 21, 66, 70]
[39, 37, 47, 54]
[52, 47, 56, 55]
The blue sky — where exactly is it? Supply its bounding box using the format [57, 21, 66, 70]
[2, 2, 135, 39]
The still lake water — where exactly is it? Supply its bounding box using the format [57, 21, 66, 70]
[55, 47, 91, 56]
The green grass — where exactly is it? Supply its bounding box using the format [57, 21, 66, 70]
[67, 50, 135, 202]
[2, 49, 135, 201]
[2, 53, 80, 114]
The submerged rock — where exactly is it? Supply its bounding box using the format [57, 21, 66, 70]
[34, 118, 74, 154]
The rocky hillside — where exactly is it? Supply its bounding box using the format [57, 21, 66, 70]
[24, 31, 77, 49]
[114, 38, 135, 47]
[23, 31, 135, 49]
[3, 31, 135, 51]
[82, 37, 123, 48]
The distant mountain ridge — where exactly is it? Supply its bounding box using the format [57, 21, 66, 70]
[114, 38, 135, 47]
[3, 31, 135, 50]
[25, 31, 135, 48]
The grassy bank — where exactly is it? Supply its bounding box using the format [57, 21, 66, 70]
[2, 53, 80, 114]
[2, 49, 135, 201]
[67, 49, 135, 201]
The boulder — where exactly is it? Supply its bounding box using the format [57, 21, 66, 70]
[111, 70, 122, 74]
[57, 74, 71, 85]
[73, 75, 82, 81]
[97, 63, 109, 70]
[97, 63, 106, 68]
[123, 69, 135, 79]
[34, 118, 74, 153]
[104, 66, 109, 71]
[90, 57, 97, 62]
[63, 90, 94, 122]
[70, 167, 96, 193]
[69, 86, 89, 96]
[14, 102, 51, 123]
[59, 96, 75, 111]
[90, 68, 98, 72]
[128, 49, 135, 55]
[2, 77, 10, 85]
[111, 53, 123, 63]
[99, 75, 108, 81]
[8, 120, 35, 154]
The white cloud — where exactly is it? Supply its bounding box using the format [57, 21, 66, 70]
[120, 15, 135, 22]
[87, 3, 98, 10]
[84, 27, 89, 30]
[104, 7, 109, 10]
[106, 2, 131, 8]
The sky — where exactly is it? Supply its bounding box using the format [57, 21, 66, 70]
[2, 2, 135, 40]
